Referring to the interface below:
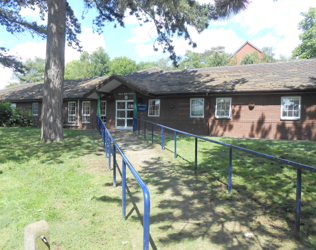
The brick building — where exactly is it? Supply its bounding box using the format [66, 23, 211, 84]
[1, 58, 316, 140]
[229, 41, 263, 65]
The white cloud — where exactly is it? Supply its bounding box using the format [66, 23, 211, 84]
[20, 6, 47, 25]
[251, 33, 281, 50]
[0, 41, 3, 46]
[0, 27, 107, 89]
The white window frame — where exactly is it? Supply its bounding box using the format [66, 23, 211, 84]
[215, 97, 232, 119]
[280, 96, 301, 120]
[148, 99, 160, 117]
[101, 100, 107, 123]
[11, 103, 16, 108]
[68, 101, 76, 123]
[190, 98, 204, 118]
[82, 101, 90, 123]
[32, 103, 38, 116]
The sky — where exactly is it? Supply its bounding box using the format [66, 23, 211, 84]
[0, 0, 315, 89]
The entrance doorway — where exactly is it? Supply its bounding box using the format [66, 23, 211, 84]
[116, 100, 134, 129]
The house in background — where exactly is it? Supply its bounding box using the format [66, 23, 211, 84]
[1, 58, 316, 141]
[229, 41, 263, 65]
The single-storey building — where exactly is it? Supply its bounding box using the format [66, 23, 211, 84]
[1, 58, 316, 140]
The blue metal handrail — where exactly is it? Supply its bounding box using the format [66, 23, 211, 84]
[133, 117, 316, 235]
[97, 117, 150, 250]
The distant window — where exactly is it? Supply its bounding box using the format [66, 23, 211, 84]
[101, 101, 106, 123]
[11, 103, 16, 108]
[190, 98, 204, 118]
[32, 103, 38, 116]
[148, 99, 160, 117]
[215, 98, 232, 119]
[68, 102, 76, 123]
[281, 96, 301, 120]
[82, 101, 90, 123]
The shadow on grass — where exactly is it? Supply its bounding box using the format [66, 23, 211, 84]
[0, 127, 102, 165]
[123, 130, 316, 249]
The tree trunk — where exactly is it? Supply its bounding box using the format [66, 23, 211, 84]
[41, 0, 66, 142]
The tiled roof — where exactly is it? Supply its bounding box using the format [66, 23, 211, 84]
[0, 76, 109, 101]
[118, 59, 316, 95]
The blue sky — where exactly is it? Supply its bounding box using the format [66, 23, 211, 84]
[0, 0, 315, 89]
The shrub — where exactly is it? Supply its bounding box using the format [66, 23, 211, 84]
[0, 101, 33, 127]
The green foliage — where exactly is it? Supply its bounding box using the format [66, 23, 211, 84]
[12, 57, 45, 84]
[292, 7, 316, 59]
[137, 61, 159, 71]
[109, 56, 138, 75]
[0, 102, 33, 127]
[179, 51, 203, 69]
[205, 51, 230, 67]
[261, 47, 277, 63]
[240, 51, 261, 65]
[65, 47, 110, 79]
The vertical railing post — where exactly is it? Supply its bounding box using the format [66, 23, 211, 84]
[105, 131, 108, 158]
[143, 192, 150, 250]
[144, 121, 146, 140]
[152, 124, 154, 144]
[138, 119, 140, 135]
[113, 144, 116, 188]
[161, 127, 164, 150]
[295, 168, 302, 235]
[174, 131, 177, 159]
[108, 137, 111, 171]
[195, 137, 198, 171]
[228, 147, 233, 194]
[122, 159, 126, 220]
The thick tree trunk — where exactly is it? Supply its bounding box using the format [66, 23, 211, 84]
[41, 0, 66, 142]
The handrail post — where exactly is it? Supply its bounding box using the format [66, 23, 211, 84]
[143, 190, 150, 250]
[108, 138, 111, 171]
[228, 147, 233, 194]
[105, 130, 108, 158]
[161, 127, 164, 150]
[144, 121, 146, 140]
[152, 124, 154, 144]
[174, 131, 177, 159]
[113, 144, 116, 188]
[122, 159, 126, 220]
[138, 119, 140, 135]
[295, 168, 302, 235]
[195, 137, 198, 171]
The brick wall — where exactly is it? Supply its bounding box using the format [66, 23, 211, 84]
[230, 43, 264, 65]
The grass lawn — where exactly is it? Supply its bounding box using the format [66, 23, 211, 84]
[0, 127, 137, 249]
[1, 126, 316, 249]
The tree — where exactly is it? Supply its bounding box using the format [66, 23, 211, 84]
[292, 7, 316, 59]
[205, 51, 230, 67]
[278, 54, 291, 62]
[137, 61, 159, 71]
[1, 0, 250, 142]
[12, 57, 46, 84]
[179, 51, 203, 69]
[261, 47, 277, 63]
[109, 56, 138, 75]
[65, 47, 110, 79]
[240, 51, 261, 65]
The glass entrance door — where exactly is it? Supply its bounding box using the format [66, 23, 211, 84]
[116, 100, 134, 129]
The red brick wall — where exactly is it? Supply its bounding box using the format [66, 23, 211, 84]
[230, 43, 264, 65]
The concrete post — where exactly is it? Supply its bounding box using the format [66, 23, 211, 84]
[24, 220, 50, 250]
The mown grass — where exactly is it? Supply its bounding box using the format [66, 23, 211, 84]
[0, 127, 134, 249]
[140, 131, 316, 247]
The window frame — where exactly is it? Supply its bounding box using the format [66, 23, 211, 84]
[148, 99, 160, 117]
[11, 103, 16, 108]
[190, 98, 204, 118]
[215, 97, 232, 119]
[32, 102, 39, 116]
[101, 100, 107, 116]
[82, 101, 91, 123]
[68, 101, 76, 123]
[280, 96, 301, 120]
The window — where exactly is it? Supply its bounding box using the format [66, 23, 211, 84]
[11, 103, 16, 108]
[68, 102, 76, 123]
[215, 98, 232, 119]
[190, 98, 204, 118]
[82, 101, 90, 123]
[281, 96, 301, 120]
[148, 99, 160, 117]
[32, 103, 38, 116]
[101, 101, 106, 123]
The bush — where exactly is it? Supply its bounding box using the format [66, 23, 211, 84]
[0, 101, 33, 127]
